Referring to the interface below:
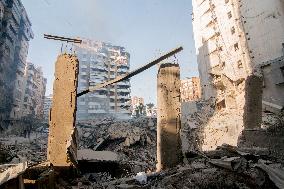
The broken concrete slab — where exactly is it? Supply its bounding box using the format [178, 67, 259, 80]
[77, 150, 118, 162]
[256, 160, 284, 189]
[0, 162, 27, 185]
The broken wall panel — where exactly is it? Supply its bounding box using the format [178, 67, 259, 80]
[47, 54, 79, 167]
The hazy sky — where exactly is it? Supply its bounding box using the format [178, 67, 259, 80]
[22, 0, 198, 104]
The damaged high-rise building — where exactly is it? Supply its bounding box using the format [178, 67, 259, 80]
[0, 0, 33, 123]
[192, 0, 284, 112]
[189, 0, 284, 150]
[20, 62, 47, 119]
[74, 40, 131, 120]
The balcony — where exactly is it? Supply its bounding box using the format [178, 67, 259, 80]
[118, 88, 130, 93]
[118, 95, 130, 99]
[117, 82, 130, 87]
[92, 94, 107, 98]
[81, 71, 88, 75]
[81, 64, 87, 69]
[88, 93, 107, 98]
[88, 109, 106, 114]
[117, 68, 128, 73]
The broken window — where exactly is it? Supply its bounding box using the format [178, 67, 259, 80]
[221, 61, 225, 69]
[234, 43, 239, 51]
[216, 99, 226, 110]
[227, 11, 232, 19]
[231, 26, 235, 34]
[237, 60, 243, 68]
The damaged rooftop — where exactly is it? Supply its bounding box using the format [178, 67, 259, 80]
[0, 0, 284, 189]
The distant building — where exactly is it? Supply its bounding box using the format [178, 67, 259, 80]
[43, 94, 53, 121]
[180, 77, 201, 102]
[21, 63, 47, 119]
[131, 96, 144, 107]
[130, 96, 145, 117]
[74, 39, 131, 120]
[192, 0, 284, 112]
[0, 0, 33, 121]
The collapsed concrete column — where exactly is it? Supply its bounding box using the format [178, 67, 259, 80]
[157, 63, 182, 171]
[47, 54, 79, 167]
[243, 74, 263, 129]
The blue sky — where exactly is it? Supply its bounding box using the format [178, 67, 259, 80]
[22, 0, 198, 104]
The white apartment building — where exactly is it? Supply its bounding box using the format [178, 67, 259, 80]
[192, 0, 284, 110]
[43, 94, 52, 121]
[21, 62, 46, 119]
[75, 40, 131, 120]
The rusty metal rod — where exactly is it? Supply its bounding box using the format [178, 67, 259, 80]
[77, 46, 183, 97]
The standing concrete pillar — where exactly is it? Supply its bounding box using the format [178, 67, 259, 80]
[157, 63, 182, 171]
[47, 54, 79, 167]
[243, 74, 263, 130]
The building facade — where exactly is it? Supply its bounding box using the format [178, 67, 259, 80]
[75, 40, 131, 120]
[180, 77, 201, 102]
[0, 0, 33, 122]
[192, 0, 284, 111]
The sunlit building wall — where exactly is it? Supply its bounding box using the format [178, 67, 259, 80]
[192, 0, 284, 110]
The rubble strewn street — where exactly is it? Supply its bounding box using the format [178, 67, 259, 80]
[1, 114, 284, 188]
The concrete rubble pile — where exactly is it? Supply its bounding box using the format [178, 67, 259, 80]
[181, 99, 245, 151]
[0, 132, 47, 166]
[181, 99, 216, 152]
[57, 144, 283, 189]
[181, 99, 284, 160]
[77, 117, 157, 172]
